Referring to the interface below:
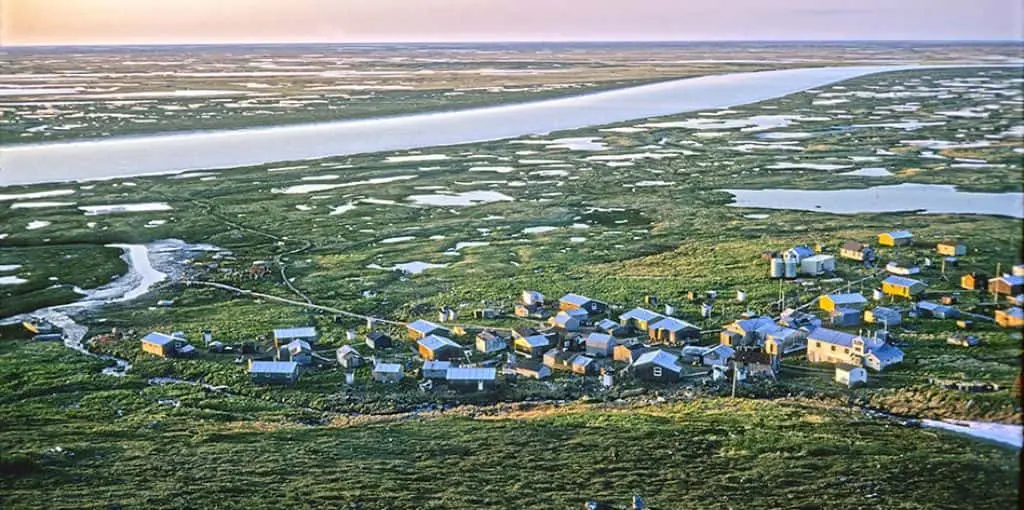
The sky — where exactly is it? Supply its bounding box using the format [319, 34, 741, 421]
[2, 0, 1021, 46]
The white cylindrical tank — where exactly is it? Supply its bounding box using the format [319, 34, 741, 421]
[701, 303, 713, 318]
[366, 318, 376, 329]
[664, 304, 676, 316]
[345, 372, 355, 385]
[784, 258, 798, 279]
[602, 372, 614, 388]
[873, 288, 884, 301]
[438, 310, 447, 322]
[1013, 264, 1024, 277]
[770, 258, 785, 278]
[447, 309, 457, 322]
[736, 290, 747, 302]
[346, 329, 357, 341]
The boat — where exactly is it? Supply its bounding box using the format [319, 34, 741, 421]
[22, 317, 60, 336]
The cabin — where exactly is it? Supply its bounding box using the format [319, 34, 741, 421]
[273, 326, 317, 345]
[840, 241, 875, 262]
[885, 261, 921, 276]
[835, 364, 867, 387]
[648, 317, 700, 344]
[446, 367, 498, 390]
[988, 275, 1024, 297]
[514, 333, 551, 358]
[632, 349, 683, 382]
[613, 342, 648, 364]
[819, 293, 867, 312]
[475, 330, 508, 354]
[830, 308, 861, 327]
[521, 290, 545, 306]
[571, 355, 596, 375]
[336, 345, 363, 368]
[785, 245, 815, 263]
[619, 307, 665, 331]
[365, 331, 392, 350]
[778, 309, 823, 331]
[882, 276, 927, 299]
[961, 272, 988, 291]
[543, 348, 576, 371]
[141, 332, 177, 358]
[550, 311, 583, 331]
[800, 254, 836, 276]
[372, 363, 404, 383]
[249, 360, 300, 385]
[863, 343, 904, 372]
[421, 360, 453, 379]
[720, 316, 775, 347]
[936, 241, 967, 257]
[558, 293, 607, 315]
[864, 307, 902, 327]
[418, 335, 464, 361]
[702, 344, 735, 367]
[915, 301, 958, 319]
[585, 333, 617, 357]
[761, 325, 806, 356]
[512, 359, 552, 380]
[407, 319, 449, 340]
[284, 339, 313, 365]
[878, 230, 913, 247]
[995, 307, 1024, 328]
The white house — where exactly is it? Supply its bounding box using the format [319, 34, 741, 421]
[835, 364, 867, 387]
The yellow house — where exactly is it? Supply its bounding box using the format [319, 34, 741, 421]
[881, 276, 927, 298]
[819, 293, 868, 313]
[141, 332, 177, 358]
[878, 230, 913, 247]
[936, 241, 966, 257]
[995, 308, 1024, 328]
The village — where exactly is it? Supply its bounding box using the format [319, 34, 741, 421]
[116, 229, 1024, 399]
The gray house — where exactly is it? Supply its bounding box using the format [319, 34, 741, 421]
[249, 360, 300, 385]
[372, 362, 404, 383]
[285, 339, 313, 365]
[336, 345, 364, 368]
[446, 367, 498, 390]
[274, 326, 317, 345]
[585, 332, 617, 357]
[422, 360, 453, 379]
[632, 349, 683, 382]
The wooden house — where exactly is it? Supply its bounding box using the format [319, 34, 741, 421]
[596, 318, 629, 337]
[514, 303, 549, 319]
[882, 276, 927, 299]
[839, 241, 875, 262]
[733, 349, 778, 379]
[585, 333, 617, 357]
[878, 230, 913, 247]
[514, 333, 551, 358]
[961, 272, 988, 291]
[613, 342, 648, 364]
[421, 360, 453, 379]
[632, 349, 683, 382]
[475, 330, 508, 354]
[988, 275, 1024, 297]
[819, 293, 867, 312]
[885, 261, 921, 276]
[915, 301, 959, 319]
[571, 355, 596, 375]
[336, 345, 363, 369]
[648, 317, 700, 344]
[512, 360, 551, 380]
[365, 331, 392, 350]
[273, 326, 317, 345]
[835, 364, 867, 387]
[372, 363, 404, 383]
[863, 343, 903, 372]
[936, 241, 967, 257]
[249, 360, 300, 385]
[418, 335, 463, 361]
[995, 307, 1024, 328]
[407, 319, 449, 340]
[558, 293, 607, 315]
[619, 307, 665, 331]
[141, 332, 177, 358]
[761, 325, 806, 356]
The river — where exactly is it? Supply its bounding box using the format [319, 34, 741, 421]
[0, 65, 938, 187]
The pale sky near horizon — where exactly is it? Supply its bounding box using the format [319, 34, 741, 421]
[2, 0, 1021, 46]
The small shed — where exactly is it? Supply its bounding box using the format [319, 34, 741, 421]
[632, 349, 683, 382]
[422, 360, 453, 379]
[141, 332, 177, 358]
[960, 272, 988, 291]
[584, 333, 617, 357]
[864, 307, 902, 327]
[521, 290, 545, 306]
[819, 293, 868, 312]
[619, 307, 666, 331]
[989, 275, 1024, 297]
[550, 311, 583, 331]
[249, 360, 300, 385]
[947, 334, 980, 347]
[514, 334, 551, 358]
[365, 331, 393, 350]
[936, 241, 967, 257]
[800, 254, 836, 276]
[571, 355, 596, 375]
[475, 330, 508, 354]
[372, 363, 404, 383]
[834, 364, 867, 387]
[885, 261, 921, 276]
[878, 230, 913, 247]
[417, 335, 464, 361]
[915, 301, 958, 319]
[543, 348, 576, 370]
[830, 307, 862, 327]
[285, 339, 313, 365]
[336, 345, 363, 369]
[840, 241, 875, 262]
[702, 344, 735, 367]
[882, 276, 927, 298]
[596, 318, 629, 337]
[613, 342, 648, 364]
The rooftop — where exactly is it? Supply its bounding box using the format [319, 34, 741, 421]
[886, 230, 913, 238]
[374, 363, 403, 374]
[634, 349, 682, 371]
[142, 332, 176, 346]
[585, 332, 614, 346]
[619, 307, 665, 323]
[409, 319, 444, 334]
[560, 293, 594, 306]
[446, 367, 497, 381]
[826, 293, 867, 305]
[419, 334, 461, 351]
[883, 275, 926, 287]
[273, 326, 317, 339]
[519, 334, 550, 348]
[649, 316, 697, 332]
[807, 328, 859, 348]
[250, 361, 299, 375]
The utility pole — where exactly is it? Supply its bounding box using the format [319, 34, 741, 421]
[731, 360, 739, 398]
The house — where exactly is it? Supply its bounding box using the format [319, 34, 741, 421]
[514, 333, 551, 358]
[421, 360, 453, 379]
[273, 326, 317, 345]
[512, 359, 551, 380]
[785, 245, 815, 263]
[915, 301, 958, 319]
[417, 335, 464, 361]
[720, 316, 775, 347]
[550, 311, 583, 331]
[446, 367, 498, 390]
[285, 339, 313, 365]
[800, 255, 836, 276]
[249, 360, 300, 385]
[864, 307, 902, 327]
[863, 343, 904, 372]
[648, 317, 700, 344]
[936, 241, 967, 257]
[596, 318, 629, 337]
[613, 342, 649, 364]
[885, 261, 921, 276]
[336, 345, 363, 368]
[702, 344, 735, 367]
[475, 330, 508, 354]
[835, 364, 867, 387]
[878, 230, 913, 247]
[571, 355, 596, 375]
[830, 307, 862, 327]
[543, 348, 576, 371]
[521, 290, 545, 306]
[988, 275, 1024, 297]
[558, 293, 607, 315]
[733, 349, 777, 379]
[365, 331, 392, 350]
[819, 293, 867, 312]
[583, 333, 616, 357]
[840, 241, 875, 262]
[995, 307, 1024, 328]
[632, 349, 683, 382]
[948, 334, 980, 347]
[372, 363, 404, 383]
[882, 276, 927, 298]
[407, 319, 449, 340]
[619, 307, 665, 331]
[961, 272, 988, 291]
[141, 332, 177, 358]
[761, 325, 806, 356]
[807, 328, 903, 371]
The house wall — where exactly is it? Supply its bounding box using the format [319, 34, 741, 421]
[373, 372, 403, 383]
[142, 341, 169, 358]
[996, 311, 1024, 328]
[633, 363, 679, 382]
[807, 340, 861, 366]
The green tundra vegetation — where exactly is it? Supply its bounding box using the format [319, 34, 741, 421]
[0, 62, 1021, 507]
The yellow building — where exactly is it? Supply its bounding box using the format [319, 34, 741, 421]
[819, 293, 868, 313]
[995, 308, 1024, 328]
[878, 230, 913, 247]
[141, 332, 176, 358]
[936, 241, 966, 257]
[881, 276, 927, 298]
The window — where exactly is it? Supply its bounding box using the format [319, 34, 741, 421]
[830, 345, 836, 352]
[652, 367, 663, 377]
[844, 348, 850, 355]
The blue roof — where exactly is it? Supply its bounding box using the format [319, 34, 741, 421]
[997, 275, 1024, 286]
[619, 307, 665, 322]
[409, 319, 443, 334]
[419, 335, 460, 351]
[572, 355, 594, 367]
[826, 293, 867, 305]
[250, 361, 298, 375]
[1005, 307, 1024, 318]
[423, 360, 452, 371]
[553, 312, 580, 326]
[734, 316, 776, 334]
[597, 318, 620, 330]
[142, 332, 175, 346]
[559, 293, 593, 306]
[789, 245, 814, 258]
[868, 343, 904, 362]
[286, 339, 311, 352]
[446, 367, 496, 381]
[807, 328, 859, 348]
[883, 276, 925, 287]
[373, 363, 403, 374]
[886, 230, 913, 238]
[273, 327, 317, 339]
[519, 334, 550, 348]
[585, 333, 614, 347]
[634, 349, 682, 371]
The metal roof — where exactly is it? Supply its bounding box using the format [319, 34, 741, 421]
[446, 367, 497, 381]
[619, 307, 664, 323]
[559, 293, 593, 306]
[842, 241, 868, 251]
[788, 246, 815, 258]
[520, 334, 550, 348]
[273, 327, 317, 339]
[996, 275, 1024, 286]
[1005, 307, 1024, 318]
[142, 332, 175, 346]
[337, 345, 361, 357]
[826, 293, 867, 305]
[250, 361, 299, 375]
[734, 316, 776, 334]
[286, 339, 311, 352]
[633, 349, 682, 371]
[408, 319, 443, 334]
[867, 344, 904, 362]
[886, 230, 913, 238]
[373, 363, 403, 374]
[706, 344, 735, 358]
[423, 360, 453, 371]
[597, 318, 620, 330]
[807, 328, 859, 348]
[572, 355, 594, 367]
[649, 316, 697, 332]
[419, 334, 460, 351]
[883, 275, 925, 287]
[835, 363, 863, 372]
[585, 333, 614, 347]
[553, 312, 580, 325]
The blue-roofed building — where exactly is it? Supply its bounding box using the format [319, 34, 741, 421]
[249, 360, 300, 385]
[417, 334, 463, 361]
[819, 292, 868, 312]
[372, 362, 404, 383]
[879, 230, 913, 247]
[141, 332, 178, 358]
[445, 367, 498, 389]
[558, 293, 607, 315]
[550, 311, 583, 331]
[421, 360, 453, 379]
[989, 275, 1024, 297]
[632, 349, 683, 382]
[915, 301, 958, 319]
[785, 245, 815, 263]
[882, 276, 927, 298]
[273, 326, 317, 345]
[807, 327, 903, 371]
[596, 318, 629, 337]
[407, 319, 449, 340]
[284, 339, 313, 365]
[864, 344, 904, 371]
